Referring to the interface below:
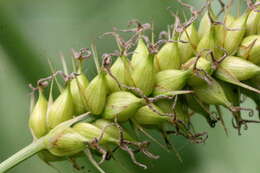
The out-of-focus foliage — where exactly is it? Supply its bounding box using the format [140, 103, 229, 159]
[0, 0, 260, 173]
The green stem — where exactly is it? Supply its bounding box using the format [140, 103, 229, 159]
[0, 138, 45, 173]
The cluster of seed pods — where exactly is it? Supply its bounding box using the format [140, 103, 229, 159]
[2, 0, 260, 172]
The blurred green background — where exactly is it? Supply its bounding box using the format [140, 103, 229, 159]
[0, 0, 260, 173]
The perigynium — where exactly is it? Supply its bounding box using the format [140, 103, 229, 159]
[2, 1, 260, 173]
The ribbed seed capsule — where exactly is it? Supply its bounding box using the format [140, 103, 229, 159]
[192, 78, 232, 107]
[238, 35, 260, 65]
[47, 84, 74, 129]
[102, 91, 144, 122]
[131, 53, 156, 96]
[70, 69, 89, 115]
[178, 24, 199, 63]
[154, 41, 180, 71]
[196, 26, 215, 58]
[29, 89, 48, 138]
[224, 12, 249, 55]
[106, 56, 133, 92]
[182, 57, 213, 87]
[153, 69, 191, 96]
[198, 9, 216, 39]
[45, 128, 87, 157]
[131, 38, 149, 68]
[215, 56, 260, 81]
[93, 119, 134, 141]
[215, 14, 235, 48]
[84, 71, 108, 115]
[185, 94, 216, 127]
[73, 122, 118, 144]
[246, 2, 260, 36]
[133, 104, 171, 127]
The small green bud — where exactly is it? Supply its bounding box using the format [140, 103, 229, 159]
[133, 104, 171, 128]
[70, 71, 89, 115]
[182, 57, 213, 86]
[178, 24, 199, 63]
[246, 5, 260, 35]
[131, 38, 149, 68]
[154, 42, 180, 71]
[196, 26, 215, 58]
[84, 72, 108, 115]
[238, 35, 260, 65]
[93, 119, 134, 141]
[215, 14, 235, 47]
[153, 69, 191, 96]
[45, 128, 87, 157]
[198, 10, 217, 39]
[102, 91, 144, 122]
[224, 12, 249, 54]
[29, 89, 48, 138]
[47, 84, 74, 129]
[73, 122, 118, 144]
[215, 56, 260, 81]
[193, 78, 232, 107]
[106, 56, 133, 92]
[131, 54, 156, 96]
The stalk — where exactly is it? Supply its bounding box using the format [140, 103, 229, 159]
[0, 138, 45, 173]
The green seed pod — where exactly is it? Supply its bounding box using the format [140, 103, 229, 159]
[198, 9, 216, 39]
[196, 26, 215, 58]
[47, 84, 74, 129]
[131, 53, 156, 96]
[29, 89, 48, 138]
[178, 24, 199, 63]
[215, 56, 260, 81]
[70, 70, 89, 115]
[215, 14, 235, 48]
[185, 94, 216, 127]
[153, 69, 191, 96]
[154, 41, 180, 71]
[102, 91, 144, 122]
[46, 128, 87, 157]
[93, 119, 134, 141]
[238, 35, 260, 65]
[131, 38, 149, 68]
[224, 12, 249, 54]
[182, 57, 213, 86]
[106, 56, 133, 92]
[246, 4, 260, 36]
[84, 72, 108, 115]
[133, 104, 171, 127]
[192, 78, 232, 107]
[73, 122, 118, 144]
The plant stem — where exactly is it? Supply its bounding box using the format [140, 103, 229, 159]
[0, 138, 45, 173]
